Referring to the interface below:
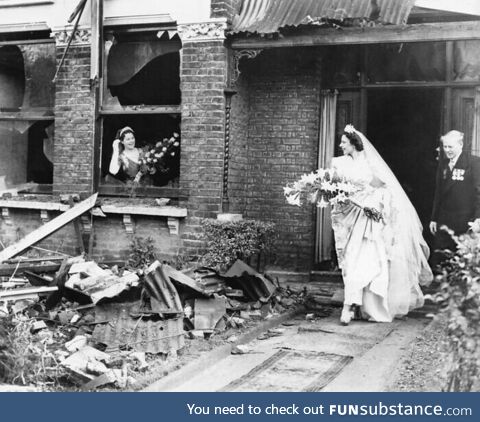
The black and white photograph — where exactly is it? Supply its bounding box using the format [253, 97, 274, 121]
[0, 0, 479, 394]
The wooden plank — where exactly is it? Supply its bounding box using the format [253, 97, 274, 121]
[69, 196, 85, 255]
[0, 193, 98, 263]
[231, 20, 480, 49]
[0, 286, 58, 299]
[0, 263, 61, 276]
[90, 0, 102, 81]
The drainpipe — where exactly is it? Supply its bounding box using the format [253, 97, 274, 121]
[222, 87, 237, 214]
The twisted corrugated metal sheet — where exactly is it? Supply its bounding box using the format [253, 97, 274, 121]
[231, 0, 415, 34]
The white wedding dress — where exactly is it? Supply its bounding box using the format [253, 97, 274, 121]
[331, 133, 432, 322]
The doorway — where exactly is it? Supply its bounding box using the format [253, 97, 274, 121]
[367, 88, 443, 244]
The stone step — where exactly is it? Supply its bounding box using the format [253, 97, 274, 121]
[310, 270, 343, 284]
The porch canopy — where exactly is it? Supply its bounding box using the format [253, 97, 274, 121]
[230, 0, 480, 48]
[231, 0, 415, 34]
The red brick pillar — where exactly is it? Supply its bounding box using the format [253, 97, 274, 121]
[178, 21, 229, 257]
[52, 29, 95, 195]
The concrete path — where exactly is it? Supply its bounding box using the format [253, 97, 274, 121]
[145, 309, 428, 392]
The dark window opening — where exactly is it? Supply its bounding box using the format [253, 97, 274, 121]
[109, 52, 180, 106]
[0, 45, 25, 111]
[367, 42, 446, 83]
[321, 45, 361, 87]
[27, 120, 54, 184]
[101, 114, 181, 189]
[0, 120, 53, 188]
[105, 38, 181, 107]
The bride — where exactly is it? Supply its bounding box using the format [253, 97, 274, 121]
[331, 125, 433, 325]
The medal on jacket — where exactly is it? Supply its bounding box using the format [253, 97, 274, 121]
[452, 168, 465, 181]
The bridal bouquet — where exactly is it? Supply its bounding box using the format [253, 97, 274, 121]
[284, 169, 383, 222]
[284, 169, 356, 207]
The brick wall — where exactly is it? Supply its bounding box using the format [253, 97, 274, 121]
[179, 39, 228, 257]
[239, 48, 321, 270]
[53, 42, 94, 195]
[0, 209, 182, 262]
[210, 0, 242, 20]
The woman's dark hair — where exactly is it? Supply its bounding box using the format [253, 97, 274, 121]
[343, 131, 364, 151]
[116, 126, 135, 142]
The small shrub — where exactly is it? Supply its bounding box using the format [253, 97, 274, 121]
[433, 221, 480, 391]
[0, 317, 67, 387]
[200, 219, 276, 271]
[127, 236, 157, 268]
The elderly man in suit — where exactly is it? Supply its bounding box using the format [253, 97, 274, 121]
[430, 130, 480, 269]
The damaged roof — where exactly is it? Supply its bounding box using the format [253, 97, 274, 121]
[231, 0, 416, 34]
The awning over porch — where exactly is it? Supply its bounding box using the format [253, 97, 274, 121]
[231, 0, 416, 34]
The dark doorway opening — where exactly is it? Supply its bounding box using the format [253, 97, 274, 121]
[367, 88, 443, 245]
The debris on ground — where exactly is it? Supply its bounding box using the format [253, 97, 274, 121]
[1, 253, 309, 391]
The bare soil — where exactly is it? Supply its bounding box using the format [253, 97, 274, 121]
[388, 315, 448, 392]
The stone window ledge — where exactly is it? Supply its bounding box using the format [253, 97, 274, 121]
[0, 198, 187, 235]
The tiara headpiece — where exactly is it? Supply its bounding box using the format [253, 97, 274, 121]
[344, 124, 355, 134]
[119, 126, 134, 137]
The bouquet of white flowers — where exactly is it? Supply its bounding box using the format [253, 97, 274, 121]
[284, 169, 383, 222]
[284, 169, 356, 207]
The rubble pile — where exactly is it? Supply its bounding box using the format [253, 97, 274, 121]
[0, 254, 304, 391]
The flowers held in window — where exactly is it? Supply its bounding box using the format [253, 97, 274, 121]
[139, 132, 180, 176]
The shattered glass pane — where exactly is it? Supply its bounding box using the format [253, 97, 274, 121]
[0, 45, 25, 110]
[20, 43, 56, 109]
[367, 42, 446, 83]
[454, 40, 480, 82]
[322, 45, 361, 87]
[105, 40, 181, 106]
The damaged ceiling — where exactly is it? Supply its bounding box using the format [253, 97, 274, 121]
[231, 0, 416, 34]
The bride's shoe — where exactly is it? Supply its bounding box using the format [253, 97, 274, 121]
[340, 307, 354, 325]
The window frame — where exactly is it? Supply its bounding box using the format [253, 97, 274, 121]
[97, 24, 183, 198]
[0, 36, 55, 194]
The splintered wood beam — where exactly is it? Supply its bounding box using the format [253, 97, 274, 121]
[231, 20, 480, 49]
[0, 193, 98, 263]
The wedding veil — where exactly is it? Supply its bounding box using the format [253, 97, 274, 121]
[353, 127, 433, 316]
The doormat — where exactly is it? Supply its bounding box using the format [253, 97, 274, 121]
[218, 349, 353, 392]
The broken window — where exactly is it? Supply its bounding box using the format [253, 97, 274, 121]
[0, 41, 55, 191]
[454, 40, 480, 82]
[321, 45, 361, 87]
[99, 29, 182, 195]
[366, 42, 446, 83]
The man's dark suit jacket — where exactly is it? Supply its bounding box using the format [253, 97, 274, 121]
[431, 151, 480, 247]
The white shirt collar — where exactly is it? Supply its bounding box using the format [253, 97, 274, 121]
[449, 153, 461, 168]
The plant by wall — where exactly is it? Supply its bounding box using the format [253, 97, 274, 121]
[433, 221, 480, 391]
[200, 219, 276, 271]
[127, 236, 157, 269]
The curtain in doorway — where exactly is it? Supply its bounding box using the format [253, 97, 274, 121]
[315, 90, 338, 263]
[472, 87, 480, 156]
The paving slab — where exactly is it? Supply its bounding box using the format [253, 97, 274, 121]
[145, 309, 428, 392]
